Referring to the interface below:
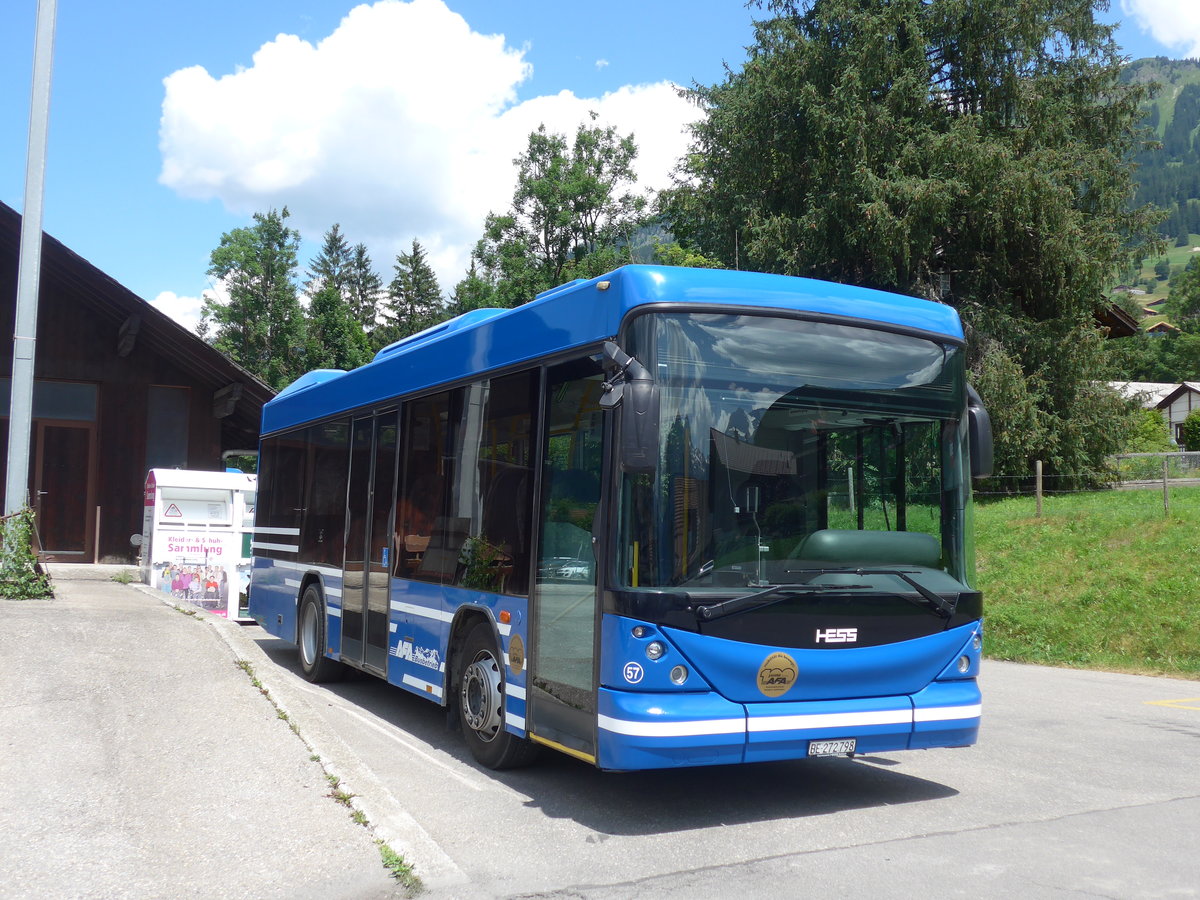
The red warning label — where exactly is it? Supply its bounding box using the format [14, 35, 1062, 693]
[164, 503, 182, 517]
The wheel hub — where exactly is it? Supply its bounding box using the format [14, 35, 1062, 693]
[461, 651, 503, 742]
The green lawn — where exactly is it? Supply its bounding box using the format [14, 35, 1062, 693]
[1134, 235, 1200, 300]
[975, 487, 1200, 678]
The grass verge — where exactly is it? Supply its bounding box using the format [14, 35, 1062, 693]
[975, 486, 1200, 677]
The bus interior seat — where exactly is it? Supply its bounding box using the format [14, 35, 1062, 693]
[416, 516, 471, 581]
[792, 529, 941, 569]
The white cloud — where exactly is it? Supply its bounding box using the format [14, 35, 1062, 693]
[150, 289, 211, 335]
[1120, 0, 1200, 59]
[159, 0, 700, 294]
[596, 58, 610, 69]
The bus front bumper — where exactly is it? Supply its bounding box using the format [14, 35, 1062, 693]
[595, 680, 980, 771]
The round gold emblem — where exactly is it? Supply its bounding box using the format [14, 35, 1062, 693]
[508, 634, 525, 676]
[756, 651, 797, 698]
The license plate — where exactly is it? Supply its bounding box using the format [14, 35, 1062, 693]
[808, 738, 856, 757]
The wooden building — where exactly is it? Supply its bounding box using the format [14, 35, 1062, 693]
[0, 201, 273, 562]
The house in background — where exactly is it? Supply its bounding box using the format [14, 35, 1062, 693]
[1110, 381, 1200, 445]
[1, 201, 273, 562]
[1156, 382, 1200, 444]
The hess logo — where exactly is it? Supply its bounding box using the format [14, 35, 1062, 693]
[815, 627, 858, 644]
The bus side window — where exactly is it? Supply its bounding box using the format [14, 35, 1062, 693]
[395, 392, 453, 582]
[444, 370, 539, 596]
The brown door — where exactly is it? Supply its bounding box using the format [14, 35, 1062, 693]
[33, 421, 95, 556]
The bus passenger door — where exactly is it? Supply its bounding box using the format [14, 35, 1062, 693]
[342, 412, 398, 674]
[528, 359, 606, 762]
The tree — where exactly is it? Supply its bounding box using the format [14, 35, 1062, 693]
[448, 257, 497, 317]
[1167, 257, 1200, 328]
[663, 0, 1162, 483]
[1125, 408, 1173, 454]
[378, 239, 445, 348]
[346, 243, 385, 331]
[303, 225, 372, 371]
[203, 207, 307, 390]
[474, 116, 647, 305]
[1179, 409, 1200, 452]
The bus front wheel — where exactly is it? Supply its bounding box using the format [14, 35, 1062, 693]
[298, 585, 345, 684]
[456, 621, 538, 769]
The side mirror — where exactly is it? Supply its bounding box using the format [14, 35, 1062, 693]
[601, 341, 660, 474]
[967, 384, 993, 479]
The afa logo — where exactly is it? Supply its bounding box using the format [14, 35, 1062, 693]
[756, 651, 798, 698]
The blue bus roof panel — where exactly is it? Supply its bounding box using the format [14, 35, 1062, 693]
[261, 266, 964, 435]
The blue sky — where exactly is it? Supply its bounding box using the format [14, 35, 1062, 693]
[2, 0, 1197, 333]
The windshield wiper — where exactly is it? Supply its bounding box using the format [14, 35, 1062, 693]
[694, 582, 868, 622]
[786, 567, 958, 618]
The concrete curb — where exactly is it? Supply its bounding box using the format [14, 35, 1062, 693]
[132, 584, 468, 892]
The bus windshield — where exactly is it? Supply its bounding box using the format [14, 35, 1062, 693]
[616, 312, 972, 596]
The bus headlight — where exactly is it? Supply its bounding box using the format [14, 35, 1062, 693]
[632, 625, 649, 638]
[957, 655, 971, 674]
[646, 641, 665, 660]
[972, 633, 982, 651]
[670, 665, 689, 685]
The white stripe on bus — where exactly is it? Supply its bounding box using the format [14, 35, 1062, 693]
[391, 601, 454, 623]
[598, 704, 982, 740]
[251, 541, 299, 553]
[747, 709, 912, 733]
[913, 704, 982, 722]
[597, 715, 746, 738]
[254, 526, 300, 536]
[505, 683, 526, 700]
[327, 606, 342, 618]
[505, 713, 526, 730]
[256, 559, 342, 579]
[402, 674, 444, 699]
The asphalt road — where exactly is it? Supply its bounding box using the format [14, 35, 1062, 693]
[244, 626, 1200, 899]
[7, 572, 1197, 898]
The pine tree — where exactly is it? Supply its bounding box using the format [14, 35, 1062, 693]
[378, 239, 445, 348]
[203, 207, 307, 390]
[302, 225, 372, 371]
[346, 243, 385, 331]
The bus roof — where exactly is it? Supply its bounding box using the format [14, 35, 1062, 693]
[262, 265, 964, 435]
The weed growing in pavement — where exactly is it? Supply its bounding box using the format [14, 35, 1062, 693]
[378, 841, 422, 893]
[235, 659, 264, 691]
[0, 507, 52, 599]
[230, 650, 422, 893]
[172, 605, 198, 617]
[329, 787, 356, 806]
[110, 569, 136, 584]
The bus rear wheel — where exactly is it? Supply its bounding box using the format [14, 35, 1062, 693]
[298, 585, 345, 684]
[457, 621, 538, 769]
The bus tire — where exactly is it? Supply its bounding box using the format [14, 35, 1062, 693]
[298, 584, 345, 684]
[457, 620, 538, 769]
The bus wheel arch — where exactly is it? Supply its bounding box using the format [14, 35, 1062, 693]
[298, 581, 345, 684]
[452, 617, 538, 769]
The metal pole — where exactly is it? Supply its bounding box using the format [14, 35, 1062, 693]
[6, 0, 59, 516]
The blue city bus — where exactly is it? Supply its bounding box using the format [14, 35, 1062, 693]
[249, 265, 992, 771]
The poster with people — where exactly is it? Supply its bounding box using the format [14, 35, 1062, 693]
[140, 469, 257, 620]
